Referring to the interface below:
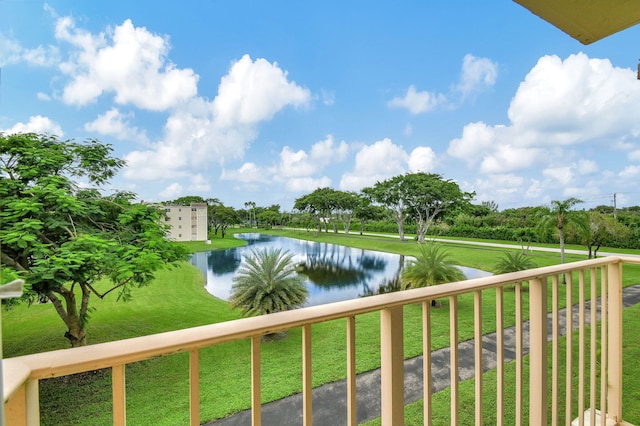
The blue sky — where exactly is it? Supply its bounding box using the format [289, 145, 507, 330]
[2, 1, 640, 211]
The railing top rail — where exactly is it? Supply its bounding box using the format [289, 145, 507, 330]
[4, 255, 636, 394]
[2, 359, 31, 401]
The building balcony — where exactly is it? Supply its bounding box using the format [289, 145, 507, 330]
[4, 256, 638, 425]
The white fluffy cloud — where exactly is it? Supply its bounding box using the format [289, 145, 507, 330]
[84, 108, 148, 142]
[218, 135, 347, 194]
[473, 174, 526, 204]
[212, 55, 310, 127]
[159, 182, 184, 199]
[479, 145, 543, 174]
[447, 121, 500, 165]
[222, 161, 333, 194]
[285, 176, 332, 192]
[388, 85, 446, 114]
[388, 54, 498, 114]
[508, 53, 640, 145]
[188, 174, 211, 192]
[277, 135, 348, 178]
[220, 162, 267, 183]
[4, 115, 63, 136]
[340, 138, 411, 190]
[447, 53, 640, 207]
[456, 54, 498, 96]
[619, 165, 640, 179]
[577, 159, 598, 175]
[55, 17, 198, 110]
[543, 166, 574, 186]
[124, 55, 311, 180]
[408, 146, 437, 172]
[0, 34, 59, 67]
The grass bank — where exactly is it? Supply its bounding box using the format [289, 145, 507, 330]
[3, 229, 639, 424]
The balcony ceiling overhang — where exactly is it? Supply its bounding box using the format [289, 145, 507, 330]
[514, 0, 640, 44]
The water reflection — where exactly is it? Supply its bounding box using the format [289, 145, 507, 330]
[190, 233, 492, 307]
[208, 249, 241, 275]
[361, 276, 403, 296]
[296, 258, 366, 288]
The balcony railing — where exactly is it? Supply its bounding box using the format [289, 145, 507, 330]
[3, 256, 638, 425]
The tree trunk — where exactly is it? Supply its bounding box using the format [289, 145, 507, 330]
[48, 289, 88, 347]
[398, 223, 406, 241]
[65, 319, 88, 347]
[417, 221, 430, 243]
[342, 214, 352, 235]
[392, 209, 406, 241]
[559, 230, 567, 284]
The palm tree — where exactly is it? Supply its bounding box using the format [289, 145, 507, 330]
[401, 243, 466, 306]
[494, 251, 536, 274]
[229, 248, 308, 317]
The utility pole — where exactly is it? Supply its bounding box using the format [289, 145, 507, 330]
[613, 192, 617, 219]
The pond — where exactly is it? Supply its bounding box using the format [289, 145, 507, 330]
[190, 233, 492, 307]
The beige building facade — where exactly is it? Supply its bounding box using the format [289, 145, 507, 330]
[163, 202, 208, 242]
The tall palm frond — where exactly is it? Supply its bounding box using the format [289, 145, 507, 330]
[494, 251, 536, 274]
[229, 248, 308, 317]
[401, 242, 466, 290]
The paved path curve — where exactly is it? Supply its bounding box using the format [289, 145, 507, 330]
[208, 284, 640, 426]
[352, 230, 640, 259]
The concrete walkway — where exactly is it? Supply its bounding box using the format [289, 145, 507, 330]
[357, 230, 640, 259]
[207, 284, 640, 426]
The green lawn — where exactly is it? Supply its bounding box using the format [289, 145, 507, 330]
[3, 229, 640, 424]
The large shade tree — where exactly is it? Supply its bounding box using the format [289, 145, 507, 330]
[354, 194, 386, 236]
[209, 204, 239, 238]
[332, 191, 360, 234]
[577, 210, 629, 258]
[229, 248, 308, 316]
[403, 173, 474, 242]
[362, 176, 410, 241]
[294, 187, 336, 233]
[0, 133, 188, 347]
[364, 173, 473, 242]
[257, 209, 281, 229]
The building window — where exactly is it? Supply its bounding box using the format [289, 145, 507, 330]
[192, 208, 197, 211]
[179, 225, 182, 229]
[165, 208, 171, 212]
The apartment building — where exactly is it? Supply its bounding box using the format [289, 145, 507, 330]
[163, 202, 208, 242]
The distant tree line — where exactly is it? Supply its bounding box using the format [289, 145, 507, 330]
[172, 172, 639, 254]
